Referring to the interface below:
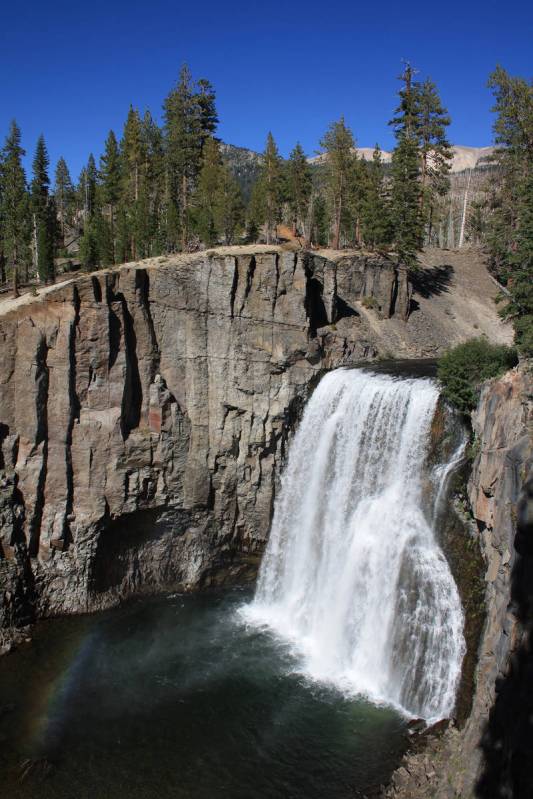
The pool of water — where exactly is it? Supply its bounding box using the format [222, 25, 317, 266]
[0, 587, 407, 798]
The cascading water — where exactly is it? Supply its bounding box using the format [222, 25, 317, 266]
[243, 368, 465, 723]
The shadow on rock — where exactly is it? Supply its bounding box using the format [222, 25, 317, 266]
[411, 265, 454, 298]
[475, 475, 533, 799]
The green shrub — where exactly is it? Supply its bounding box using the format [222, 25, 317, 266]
[361, 295, 378, 310]
[437, 339, 518, 415]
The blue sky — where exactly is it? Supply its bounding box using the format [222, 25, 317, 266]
[1, 0, 531, 182]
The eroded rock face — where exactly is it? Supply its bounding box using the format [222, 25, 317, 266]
[383, 366, 532, 799]
[0, 248, 409, 627]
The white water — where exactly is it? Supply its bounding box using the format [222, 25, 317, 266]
[243, 369, 465, 722]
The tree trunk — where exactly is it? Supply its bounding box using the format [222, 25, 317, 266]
[447, 201, 454, 248]
[181, 174, 188, 250]
[110, 204, 116, 263]
[355, 216, 361, 246]
[304, 194, 314, 248]
[458, 170, 471, 248]
[32, 213, 39, 280]
[333, 198, 342, 250]
[12, 263, 19, 298]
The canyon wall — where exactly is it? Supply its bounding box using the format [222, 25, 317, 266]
[0, 247, 410, 633]
[385, 366, 532, 798]
[1, 245, 531, 795]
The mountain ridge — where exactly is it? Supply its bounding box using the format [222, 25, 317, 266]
[222, 143, 496, 174]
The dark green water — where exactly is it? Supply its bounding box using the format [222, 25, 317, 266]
[0, 587, 407, 799]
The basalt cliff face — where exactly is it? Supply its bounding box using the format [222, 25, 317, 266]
[0, 247, 410, 632]
[1, 245, 531, 796]
[385, 367, 532, 799]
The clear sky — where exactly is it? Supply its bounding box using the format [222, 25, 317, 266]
[1, 0, 531, 181]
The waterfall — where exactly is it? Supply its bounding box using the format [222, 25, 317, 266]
[242, 368, 465, 722]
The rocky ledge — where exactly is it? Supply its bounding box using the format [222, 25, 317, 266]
[0, 247, 410, 631]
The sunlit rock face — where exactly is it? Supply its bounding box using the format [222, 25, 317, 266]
[0, 248, 410, 625]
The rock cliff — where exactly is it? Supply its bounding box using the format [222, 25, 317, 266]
[384, 366, 532, 798]
[0, 247, 409, 632]
[1, 245, 530, 795]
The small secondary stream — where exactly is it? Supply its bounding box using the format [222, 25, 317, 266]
[243, 368, 465, 722]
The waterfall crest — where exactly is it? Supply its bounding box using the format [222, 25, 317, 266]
[243, 368, 465, 722]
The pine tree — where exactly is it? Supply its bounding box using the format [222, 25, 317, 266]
[487, 66, 533, 355]
[360, 145, 392, 249]
[99, 130, 121, 262]
[505, 171, 533, 355]
[0, 121, 30, 292]
[78, 152, 112, 270]
[417, 79, 452, 237]
[120, 107, 147, 260]
[121, 108, 144, 205]
[141, 111, 166, 255]
[319, 117, 356, 249]
[195, 137, 244, 246]
[389, 65, 424, 267]
[347, 155, 368, 246]
[163, 65, 217, 250]
[196, 78, 218, 145]
[390, 135, 422, 267]
[195, 137, 223, 246]
[250, 132, 283, 244]
[216, 163, 244, 245]
[286, 143, 312, 240]
[31, 135, 55, 283]
[79, 216, 100, 270]
[54, 157, 74, 248]
[86, 154, 98, 217]
[311, 194, 328, 247]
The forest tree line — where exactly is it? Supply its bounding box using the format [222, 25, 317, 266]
[0, 64, 531, 353]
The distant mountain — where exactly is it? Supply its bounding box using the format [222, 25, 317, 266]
[222, 142, 496, 182]
[310, 145, 497, 173]
[220, 143, 263, 201]
[221, 142, 497, 207]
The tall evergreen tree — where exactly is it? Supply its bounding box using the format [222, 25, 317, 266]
[99, 130, 121, 262]
[31, 135, 55, 283]
[319, 117, 356, 249]
[286, 143, 312, 240]
[250, 132, 283, 245]
[487, 66, 533, 355]
[216, 163, 244, 245]
[163, 65, 218, 250]
[85, 153, 98, 217]
[417, 79, 452, 237]
[54, 156, 75, 247]
[120, 108, 147, 260]
[0, 121, 30, 292]
[347, 155, 369, 246]
[195, 137, 223, 246]
[195, 137, 244, 246]
[360, 145, 392, 249]
[310, 194, 329, 247]
[196, 78, 218, 145]
[141, 111, 166, 255]
[79, 153, 110, 269]
[389, 65, 424, 266]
